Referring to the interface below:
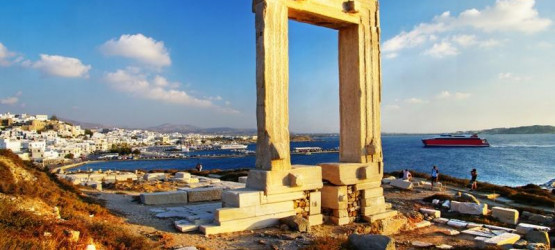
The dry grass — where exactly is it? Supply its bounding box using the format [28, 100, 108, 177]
[0, 149, 157, 249]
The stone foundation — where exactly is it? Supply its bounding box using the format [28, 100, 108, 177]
[320, 163, 396, 225]
[200, 165, 323, 235]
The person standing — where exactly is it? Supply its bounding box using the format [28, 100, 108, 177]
[470, 168, 478, 190]
[403, 169, 412, 181]
[431, 165, 439, 190]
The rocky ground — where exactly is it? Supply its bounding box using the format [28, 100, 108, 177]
[84, 177, 553, 250]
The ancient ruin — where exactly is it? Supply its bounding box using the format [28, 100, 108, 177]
[201, 0, 394, 235]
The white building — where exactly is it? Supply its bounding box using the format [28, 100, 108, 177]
[0, 138, 21, 153]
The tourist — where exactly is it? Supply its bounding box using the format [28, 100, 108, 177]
[470, 168, 478, 190]
[403, 169, 412, 181]
[196, 162, 203, 172]
[431, 165, 439, 190]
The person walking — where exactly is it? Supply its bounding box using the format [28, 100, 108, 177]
[431, 165, 439, 190]
[470, 168, 478, 190]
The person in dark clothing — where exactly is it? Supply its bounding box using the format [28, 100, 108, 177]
[470, 168, 478, 190]
[431, 165, 439, 190]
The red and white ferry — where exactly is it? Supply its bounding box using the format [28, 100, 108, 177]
[422, 134, 490, 147]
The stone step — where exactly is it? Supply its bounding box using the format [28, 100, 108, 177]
[363, 210, 398, 223]
[200, 210, 295, 235]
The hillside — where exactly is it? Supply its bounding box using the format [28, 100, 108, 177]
[0, 150, 158, 249]
[463, 125, 555, 134]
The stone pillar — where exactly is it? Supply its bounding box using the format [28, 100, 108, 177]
[338, 2, 382, 165]
[254, 0, 292, 171]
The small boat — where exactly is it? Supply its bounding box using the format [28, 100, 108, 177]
[422, 134, 490, 147]
[218, 143, 248, 150]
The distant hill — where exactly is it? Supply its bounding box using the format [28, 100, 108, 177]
[462, 125, 555, 134]
[146, 123, 256, 135]
[60, 117, 112, 129]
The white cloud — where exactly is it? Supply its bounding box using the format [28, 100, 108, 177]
[436, 90, 471, 100]
[1, 92, 21, 105]
[452, 34, 477, 47]
[405, 98, 428, 104]
[454, 92, 471, 100]
[0, 43, 16, 66]
[32, 54, 91, 78]
[384, 104, 401, 110]
[105, 67, 238, 114]
[383, 0, 551, 58]
[101, 34, 171, 67]
[424, 42, 459, 58]
[498, 72, 531, 82]
[436, 91, 452, 99]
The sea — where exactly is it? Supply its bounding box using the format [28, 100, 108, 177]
[76, 134, 555, 187]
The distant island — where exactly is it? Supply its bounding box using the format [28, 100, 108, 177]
[460, 125, 555, 135]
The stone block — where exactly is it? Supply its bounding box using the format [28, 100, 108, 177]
[222, 188, 263, 207]
[309, 191, 321, 215]
[333, 209, 349, 218]
[260, 191, 305, 204]
[361, 196, 385, 208]
[215, 200, 293, 222]
[438, 229, 460, 236]
[522, 211, 553, 225]
[420, 208, 441, 218]
[492, 206, 519, 225]
[414, 220, 432, 229]
[140, 191, 188, 205]
[485, 233, 520, 246]
[187, 188, 223, 203]
[389, 179, 413, 190]
[447, 219, 468, 229]
[525, 230, 550, 246]
[360, 187, 383, 199]
[184, 178, 199, 184]
[363, 210, 397, 223]
[382, 176, 395, 184]
[516, 223, 551, 234]
[307, 214, 323, 226]
[466, 222, 484, 229]
[238, 176, 248, 183]
[449, 201, 487, 215]
[200, 210, 295, 235]
[321, 185, 348, 209]
[462, 228, 496, 238]
[483, 224, 516, 233]
[354, 182, 381, 192]
[433, 218, 449, 224]
[320, 162, 382, 185]
[330, 216, 353, 225]
[361, 204, 386, 216]
[174, 220, 199, 232]
[143, 173, 166, 181]
[246, 165, 322, 194]
[175, 172, 191, 179]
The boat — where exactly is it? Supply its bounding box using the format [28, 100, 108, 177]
[218, 143, 248, 150]
[422, 134, 490, 147]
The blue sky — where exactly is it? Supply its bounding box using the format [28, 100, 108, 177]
[1, 0, 554, 133]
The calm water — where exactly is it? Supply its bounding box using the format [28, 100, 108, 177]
[77, 134, 555, 187]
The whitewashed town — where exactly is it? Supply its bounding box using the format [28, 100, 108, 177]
[0, 112, 256, 165]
